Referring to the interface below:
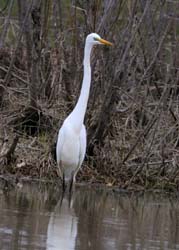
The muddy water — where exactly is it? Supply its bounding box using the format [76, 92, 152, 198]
[0, 184, 179, 250]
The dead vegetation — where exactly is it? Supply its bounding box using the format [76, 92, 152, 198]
[0, 0, 179, 191]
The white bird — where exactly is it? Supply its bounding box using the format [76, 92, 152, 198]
[56, 33, 112, 191]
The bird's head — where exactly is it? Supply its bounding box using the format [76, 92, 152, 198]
[86, 33, 112, 47]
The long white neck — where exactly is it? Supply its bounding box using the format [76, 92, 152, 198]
[68, 42, 93, 132]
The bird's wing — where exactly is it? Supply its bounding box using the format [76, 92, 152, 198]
[56, 125, 65, 164]
[79, 124, 87, 167]
[73, 124, 86, 181]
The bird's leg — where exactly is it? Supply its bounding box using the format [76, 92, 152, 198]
[68, 173, 74, 205]
[57, 161, 66, 192]
[69, 171, 74, 194]
[73, 171, 77, 184]
[56, 165, 61, 179]
[58, 173, 65, 207]
[62, 172, 66, 193]
[59, 186, 65, 208]
[72, 161, 81, 187]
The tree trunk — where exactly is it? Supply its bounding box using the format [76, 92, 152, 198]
[29, 1, 42, 108]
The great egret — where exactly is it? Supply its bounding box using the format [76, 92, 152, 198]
[56, 33, 112, 191]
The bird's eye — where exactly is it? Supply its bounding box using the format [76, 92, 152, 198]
[93, 37, 98, 41]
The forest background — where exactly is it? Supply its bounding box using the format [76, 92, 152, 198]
[0, 0, 179, 191]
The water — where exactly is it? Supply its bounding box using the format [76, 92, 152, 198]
[0, 183, 179, 250]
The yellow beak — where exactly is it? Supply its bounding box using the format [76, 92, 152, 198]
[98, 38, 113, 46]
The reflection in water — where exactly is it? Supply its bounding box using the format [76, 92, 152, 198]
[47, 195, 77, 250]
[0, 184, 179, 250]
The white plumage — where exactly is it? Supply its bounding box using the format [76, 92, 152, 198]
[56, 33, 112, 190]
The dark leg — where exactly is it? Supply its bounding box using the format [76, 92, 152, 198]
[69, 173, 74, 194]
[58, 173, 65, 206]
[62, 172, 66, 192]
[68, 173, 74, 206]
[59, 188, 64, 208]
[58, 161, 65, 192]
